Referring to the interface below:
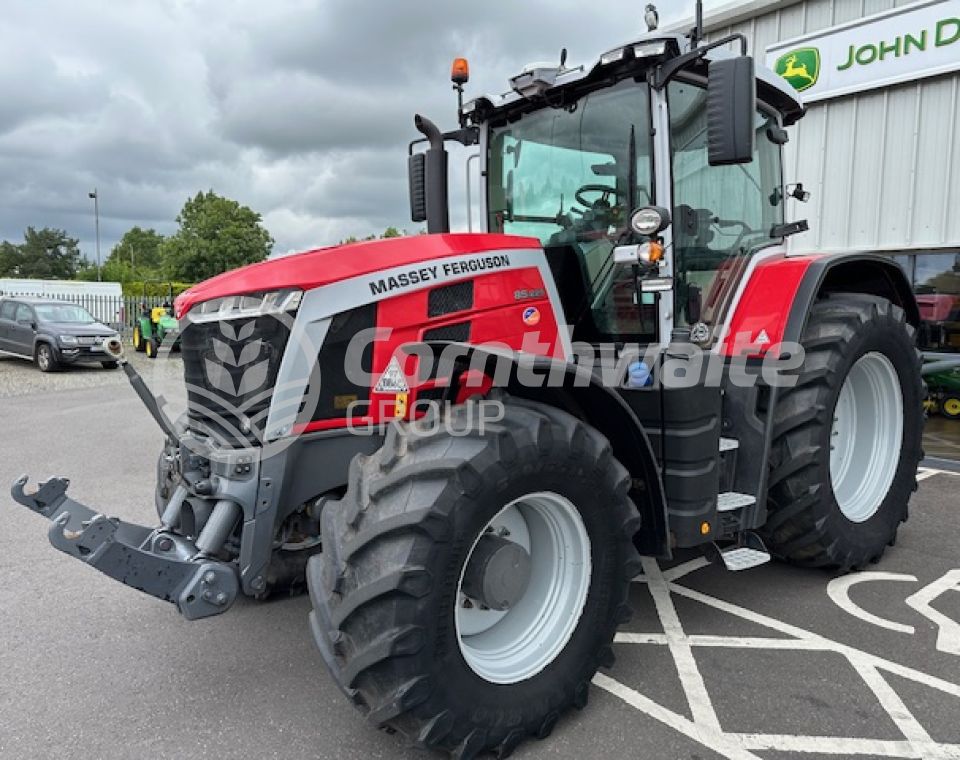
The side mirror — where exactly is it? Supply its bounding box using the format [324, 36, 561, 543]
[408, 152, 427, 223]
[707, 56, 756, 166]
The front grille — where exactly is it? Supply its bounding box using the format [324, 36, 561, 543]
[77, 336, 102, 346]
[180, 315, 292, 447]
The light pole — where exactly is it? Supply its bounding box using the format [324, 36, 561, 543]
[88, 189, 101, 282]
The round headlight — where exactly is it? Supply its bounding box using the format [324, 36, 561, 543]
[630, 207, 664, 236]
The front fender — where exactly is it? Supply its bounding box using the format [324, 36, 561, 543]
[412, 341, 671, 558]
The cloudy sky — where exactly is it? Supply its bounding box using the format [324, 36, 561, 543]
[0, 0, 727, 262]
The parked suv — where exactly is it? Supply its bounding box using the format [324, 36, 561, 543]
[0, 297, 120, 372]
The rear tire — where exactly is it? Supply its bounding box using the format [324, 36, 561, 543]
[308, 395, 641, 758]
[764, 294, 923, 570]
[35, 343, 58, 373]
[942, 395, 960, 420]
[133, 325, 145, 352]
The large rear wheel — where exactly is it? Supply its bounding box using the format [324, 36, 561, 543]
[133, 324, 145, 352]
[764, 294, 923, 570]
[308, 396, 641, 757]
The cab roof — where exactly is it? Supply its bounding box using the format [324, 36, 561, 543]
[463, 32, 805, 127]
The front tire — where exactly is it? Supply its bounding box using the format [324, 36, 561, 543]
[145, 337, 158, 358]
[35, 343, 58, 373]
[764, 294, 923, 570]
[308, 396, 640, 757]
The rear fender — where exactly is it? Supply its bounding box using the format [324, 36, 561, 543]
[415, 342, 671, 558]
[720, 252, 918, 356]
[785, 253, 920, 342]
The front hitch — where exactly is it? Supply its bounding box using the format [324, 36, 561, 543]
[11, 475, 238, 620]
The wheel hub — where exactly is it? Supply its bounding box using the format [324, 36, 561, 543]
[454, 492, 592, 684]
[829, 352, 903, 523]
[461, 532, 531, 611]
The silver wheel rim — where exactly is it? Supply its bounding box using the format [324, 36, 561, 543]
[37, 347, 49, 370]
[830, 352, 903, 523]
[455, 491, 591, 684]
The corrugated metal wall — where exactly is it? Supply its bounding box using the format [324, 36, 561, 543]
[706, 0, 960, 253]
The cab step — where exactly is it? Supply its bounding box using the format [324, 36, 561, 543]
[715, 546, 771, 571]
[717, 491, 756, 512]
[704, 531, 771, 572]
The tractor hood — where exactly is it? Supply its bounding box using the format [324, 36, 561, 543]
[175, 233, 539, 318]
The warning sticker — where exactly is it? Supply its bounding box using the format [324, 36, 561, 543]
[374, 356, 410, 393]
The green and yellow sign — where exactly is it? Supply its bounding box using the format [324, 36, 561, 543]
[773, 47, 821, 92]
[766, 1, 960, 102]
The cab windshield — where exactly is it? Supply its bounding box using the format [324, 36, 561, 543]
[487, 79, 655, 342]
[488, 78, 653, 245]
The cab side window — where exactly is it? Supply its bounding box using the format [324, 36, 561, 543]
[0, 301, 17, 321]
[15, 304, 34, 323]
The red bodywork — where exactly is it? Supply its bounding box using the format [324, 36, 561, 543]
[176, 233, 561, 434]
[718, 254, 822, 357]
[174, 233, 540, 318]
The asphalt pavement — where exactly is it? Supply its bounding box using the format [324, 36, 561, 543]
[1, 355, 959, 760]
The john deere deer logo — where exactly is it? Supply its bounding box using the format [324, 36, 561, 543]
[774, 47, 820, 92]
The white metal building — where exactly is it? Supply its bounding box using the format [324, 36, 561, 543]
[697, 0, 960, 255]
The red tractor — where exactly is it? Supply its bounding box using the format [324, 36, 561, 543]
[13, 24, 922, 759]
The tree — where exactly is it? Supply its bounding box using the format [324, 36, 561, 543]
[105, 226, 165, 281]
[0, 227, 82, 279]
[160, 191, 273, 281]
[338, 227, 405, 245]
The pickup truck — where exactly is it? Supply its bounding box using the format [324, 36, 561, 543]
[0, 297, 121, 372]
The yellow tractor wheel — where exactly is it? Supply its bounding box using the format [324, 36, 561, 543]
[943, 396, 960, 420]
[145, 338, 158, 359]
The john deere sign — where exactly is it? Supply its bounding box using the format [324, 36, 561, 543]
[774, 48, 821, 92]
[766, 0, 960, 103]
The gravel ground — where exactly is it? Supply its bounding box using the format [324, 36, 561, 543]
[0, 345, 183, 402]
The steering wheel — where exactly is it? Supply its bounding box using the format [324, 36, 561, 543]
[714, 217, 762, 252]
[575, 184, 626, 209]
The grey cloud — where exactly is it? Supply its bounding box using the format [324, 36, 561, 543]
[0, 0, 711, 260]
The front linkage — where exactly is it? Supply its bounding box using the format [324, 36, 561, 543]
[11, 475, 239, 620]
[9, 337, 263, 621]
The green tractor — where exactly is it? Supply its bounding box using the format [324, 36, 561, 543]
[926, 366, 960, 419]
[132, 302, 180, 358]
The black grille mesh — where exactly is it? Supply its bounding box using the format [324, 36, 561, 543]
[427, 281, 474, 317]
[423, 321, 471, 342]
[180, 315, 292, 447]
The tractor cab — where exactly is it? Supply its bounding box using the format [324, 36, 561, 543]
[411, 31, 806, 350]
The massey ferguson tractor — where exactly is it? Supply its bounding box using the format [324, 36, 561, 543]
[12, 20, 923, 759]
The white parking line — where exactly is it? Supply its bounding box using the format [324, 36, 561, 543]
[596, 557, 960, 760]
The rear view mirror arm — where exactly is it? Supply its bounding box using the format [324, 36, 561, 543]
[652, 33, 748, 90]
